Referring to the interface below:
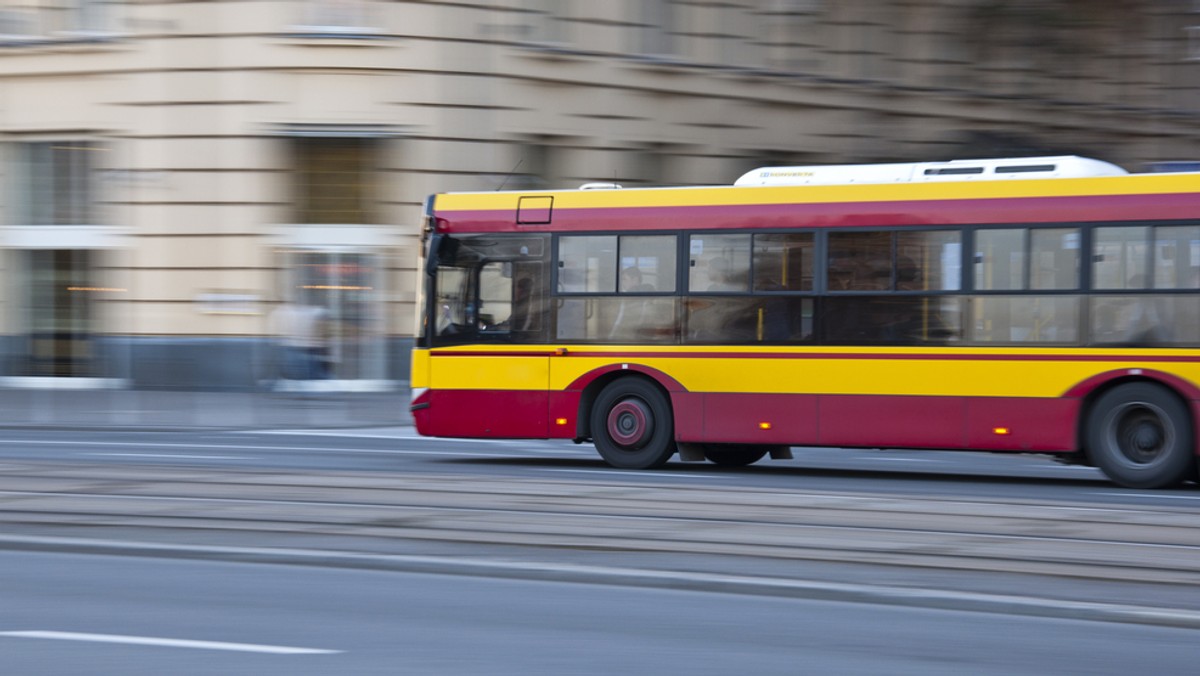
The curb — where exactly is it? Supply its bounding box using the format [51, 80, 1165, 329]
[4, 534, 1200, 630]
[0, 422, 415, 433]
[0, 388, 411, 432]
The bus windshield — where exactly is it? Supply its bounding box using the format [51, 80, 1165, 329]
[427, 234, 550, 346]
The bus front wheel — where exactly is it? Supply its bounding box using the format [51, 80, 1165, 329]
[1086, 383, 1195, 489]
[591, 378, 676, 469]
[702, 444, 770, 467]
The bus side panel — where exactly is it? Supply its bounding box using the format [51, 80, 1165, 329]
[1194, 402, 1200, 457]
[819, 395, 967, 449]
[691, 393, 818, 445]
[548, 390, 582, 439]
[671, 391, 706, 443]
[427, 389, 550, 438]
[965, 397, 1080, 452]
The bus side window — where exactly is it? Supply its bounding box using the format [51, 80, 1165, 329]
[828, 231, 891, 291]
[754, 233, 813, 292]
[975, 229, 1026, 291]
[968, 295, 1081, 344]
[1031, 229, 1080, 290]
[689, 234, 750, 292]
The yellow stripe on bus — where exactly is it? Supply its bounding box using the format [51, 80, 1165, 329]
[425, 346, 1200, 399]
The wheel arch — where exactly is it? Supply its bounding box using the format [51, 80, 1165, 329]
[568, 365, 685, 440]
[1067, 369, 1200, 459]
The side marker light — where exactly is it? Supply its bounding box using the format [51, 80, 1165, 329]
[759, 422, 772, 430]
[993, 427, 1011, 436]
[556, 418, 569, 426]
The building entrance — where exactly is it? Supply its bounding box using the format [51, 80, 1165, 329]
[20, 249, 100, 378]
[278, 250, 386, 389]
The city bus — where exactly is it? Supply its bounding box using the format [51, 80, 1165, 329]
[410, 156, 1200, 489]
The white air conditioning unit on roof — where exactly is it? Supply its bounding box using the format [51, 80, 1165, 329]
[733, 156, 1128, 187]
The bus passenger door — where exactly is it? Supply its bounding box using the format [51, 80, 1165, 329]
[481, 260, 551, 437]
[429, 259, 552, 438]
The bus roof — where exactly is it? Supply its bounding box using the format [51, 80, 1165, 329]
[733, 156, 1128, 187]
[429, 156, 1199, 234]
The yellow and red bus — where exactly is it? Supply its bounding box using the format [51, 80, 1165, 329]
[410, 156, 1200, 489]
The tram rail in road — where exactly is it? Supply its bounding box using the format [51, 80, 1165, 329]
[0, 460, 1198, 588]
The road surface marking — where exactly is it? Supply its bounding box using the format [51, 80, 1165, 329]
[88, 453, 251, 460]
[0, 631, 340, 654]
[0, 438, 573, 457]
[250, 428, 529, 444]
[1090, 492, 1200, 501]
[542, 468, 731, 480]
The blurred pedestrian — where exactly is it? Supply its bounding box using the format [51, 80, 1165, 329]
[270, 298, 331, 382]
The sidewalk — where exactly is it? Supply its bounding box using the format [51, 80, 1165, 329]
[0, 387, 413, 430]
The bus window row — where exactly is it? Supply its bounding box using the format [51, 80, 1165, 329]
[555, 224, 1200, 295]
[430, 226, 1200, 346]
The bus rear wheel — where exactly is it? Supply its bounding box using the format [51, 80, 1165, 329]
[1086, 383, 1195, 489]
[702, 444, 770, 467]
[591, 378, 676, 469]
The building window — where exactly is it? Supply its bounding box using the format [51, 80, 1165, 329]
[0, 2, 35, 37]
[293, 138, 380, 225]
[524, 0, 566, 44]
[0, 0, 111, 39]
[762, 0, 823, 72]
[638, 0, 674, 55]
[11, 141, 101, 225]
[299, 0, 376, 33]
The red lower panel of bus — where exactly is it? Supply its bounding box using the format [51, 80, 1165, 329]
[964, 397, 1080, 451]
[680, 392, 1079, 452]
[419, 389, 550, 438]
[419, 389, 1081, 452]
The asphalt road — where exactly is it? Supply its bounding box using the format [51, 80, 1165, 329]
[3, 550, 1198, 676]
[0, 426, 1198, 675]
[0, 428, 1197, 593]
[0, 425, 1195, 506]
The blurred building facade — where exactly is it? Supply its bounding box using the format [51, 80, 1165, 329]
[0, 0, 1197, 390]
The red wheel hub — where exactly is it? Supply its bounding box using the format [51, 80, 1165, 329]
[607, 398, 652, 448]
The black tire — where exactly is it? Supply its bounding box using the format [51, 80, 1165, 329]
[590, 378, 676, 469]
[702, 444, 770, 467]
[1086, 383, 1195, 489]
